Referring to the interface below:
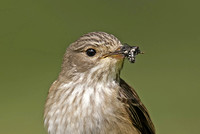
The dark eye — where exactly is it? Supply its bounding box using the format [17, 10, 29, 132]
[86, 48, 96, 57]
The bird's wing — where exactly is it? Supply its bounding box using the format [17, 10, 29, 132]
[119, 78, 155, 134]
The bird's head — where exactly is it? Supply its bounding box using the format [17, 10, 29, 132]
[59, 32, 125, 82]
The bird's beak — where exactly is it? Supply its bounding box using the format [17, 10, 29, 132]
[102, 44, 143, 63]
[102, 46, 125, 60]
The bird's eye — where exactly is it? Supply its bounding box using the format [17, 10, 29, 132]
[86, 48, 96, 57]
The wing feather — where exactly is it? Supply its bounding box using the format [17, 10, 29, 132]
[119, 79, 155, 134]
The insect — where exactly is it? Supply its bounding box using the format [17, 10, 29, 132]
[121, 43, 143, 63]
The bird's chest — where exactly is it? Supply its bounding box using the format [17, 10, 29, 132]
[47, 82, 121, 134]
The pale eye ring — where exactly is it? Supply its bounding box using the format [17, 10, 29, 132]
[86, 48, 96, 57]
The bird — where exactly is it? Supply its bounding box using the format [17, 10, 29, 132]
[44, 32, 155, 134]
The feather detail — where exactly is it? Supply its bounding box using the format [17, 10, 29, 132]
[119, 79, 155, 134]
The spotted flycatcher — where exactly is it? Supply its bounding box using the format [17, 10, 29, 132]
[44, 32, 155, 134]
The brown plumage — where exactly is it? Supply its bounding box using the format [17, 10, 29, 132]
[44, 32, 155, 134]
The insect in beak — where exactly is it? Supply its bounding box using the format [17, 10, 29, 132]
[102, 43, 143, 63]
[120, 43, 144, 63]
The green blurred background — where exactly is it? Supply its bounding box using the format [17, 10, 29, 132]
[0, 0, 199, 134]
